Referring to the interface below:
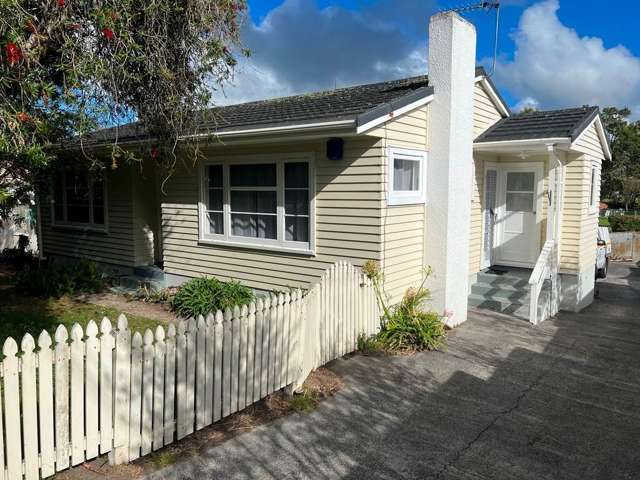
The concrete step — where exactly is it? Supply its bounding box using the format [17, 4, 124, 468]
[468, 293, 530, 320]
[476, 272, 530, 289]
[470, 282, 530, 301]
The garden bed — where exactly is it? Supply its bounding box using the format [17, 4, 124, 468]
[0, 263, 167, 343]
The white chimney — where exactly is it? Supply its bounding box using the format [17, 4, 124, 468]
[424, 12, 476, 327]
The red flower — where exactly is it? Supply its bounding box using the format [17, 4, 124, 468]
[150, 147, 159, 159]
[16, 112, 30, 123]
[57, 0, 65, 6]
[5, 42, 22, 65]
[102, 28, 114, 41]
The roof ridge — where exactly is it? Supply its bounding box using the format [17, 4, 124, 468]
[216, 75, 430, 110]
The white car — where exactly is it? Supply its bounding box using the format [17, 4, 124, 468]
[596, 226, 611, 278]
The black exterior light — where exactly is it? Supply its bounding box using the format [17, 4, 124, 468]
[326, 137, 344, 161]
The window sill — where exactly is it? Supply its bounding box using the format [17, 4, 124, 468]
[52, 223, 108, 234]
[198, 237, 315, 257]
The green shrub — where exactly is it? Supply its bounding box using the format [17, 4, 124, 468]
[170, 277, 255, 318]
[608, 215, 640, 232]
[14, 259, 105, 298]
[363, 262, 446, 352]
[357, 333, 383, 354]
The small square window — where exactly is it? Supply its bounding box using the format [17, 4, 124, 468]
[388, 148, 427, 206]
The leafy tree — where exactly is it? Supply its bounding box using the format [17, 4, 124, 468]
[600, 107, 640, 209]
[0, 0, 248, 193]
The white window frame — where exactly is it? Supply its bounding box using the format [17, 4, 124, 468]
[50, 167, 108, 233]
[589, 162, 599, 214]
[199, 153, 316, 255]
[387, 147, 427, 206]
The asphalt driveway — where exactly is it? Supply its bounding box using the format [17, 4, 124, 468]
[147, 262, 640, 480]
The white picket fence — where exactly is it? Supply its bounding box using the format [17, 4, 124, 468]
[0, 261, 378, 480]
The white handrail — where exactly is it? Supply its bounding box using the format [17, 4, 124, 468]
[528, 239, 555, 325]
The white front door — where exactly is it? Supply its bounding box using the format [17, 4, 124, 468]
[494, 165, 542, 267]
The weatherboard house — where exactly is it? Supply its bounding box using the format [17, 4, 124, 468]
[41, 12, 610, 326]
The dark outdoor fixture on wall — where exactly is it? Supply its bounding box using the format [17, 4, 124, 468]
[327, 137, 344, 161]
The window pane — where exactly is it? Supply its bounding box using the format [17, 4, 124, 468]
[208, 165, 223, 188]
[506, 172, 534, 192]
[67, 204, 91, 223]
[285, 190, 309, 216]
[208, 189, 223, 211]
[230, 164, 276, 187]
[285, 163, 308, 188]
[506, 192, 534, 212]
[207, 212, 223, 235]
[285, 217, 309, 242]
[231, 214, 277, 239]
[393, 159, 420, 191]
[231, 191, 276, 214]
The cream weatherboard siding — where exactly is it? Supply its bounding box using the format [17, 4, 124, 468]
[161, 138, 385, 292]
[560, 122, 605, 272]
[369, 106, 429, 302]
[41, 166, 137, 268]
[469, 155, 486, 274]
[41, 164, 157, 269]
[473, 82, 503, 138]
[468, 82, 507, 275]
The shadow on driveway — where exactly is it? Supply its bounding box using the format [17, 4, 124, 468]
[147, 262, 640, 480]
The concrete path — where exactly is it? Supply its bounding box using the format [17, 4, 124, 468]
[147, 262, 640, 480]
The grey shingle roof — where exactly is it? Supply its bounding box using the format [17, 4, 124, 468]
[475, 106, 600, 143]
[70, 66, 503, 146]
[78, 75, 436, 145]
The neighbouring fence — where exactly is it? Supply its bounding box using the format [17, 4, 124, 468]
[610, 231, 640, 261]
[0, 261, 378, 480]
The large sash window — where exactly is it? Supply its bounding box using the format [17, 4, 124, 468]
[51, 165, 107, 230]
[200, 155, 314, 254]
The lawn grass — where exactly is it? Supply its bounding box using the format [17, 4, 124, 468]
[0, 276, 165, 345]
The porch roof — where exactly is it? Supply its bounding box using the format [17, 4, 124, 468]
[474, 106, 599, 144]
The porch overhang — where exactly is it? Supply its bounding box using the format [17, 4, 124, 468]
[473, 137, 571, 155]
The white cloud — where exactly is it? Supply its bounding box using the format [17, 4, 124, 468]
[494, 0, 640, 116]
[213, 0, 436, 106]
[514, 96, 540, 112]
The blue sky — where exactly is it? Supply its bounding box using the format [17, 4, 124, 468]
[218, 0, 640, 116]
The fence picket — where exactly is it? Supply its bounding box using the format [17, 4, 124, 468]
[268, 295, 277, 393]
[195, 316, 207, 430]
[85, 321, 100, 460]
[99, 318, 114, 455]
[128, 332, 143, 461]
[204, 314, 214, 426]
[176, 320, 187, 440]
[153, 327, 166, 451]
[230, 306, 241, 414]
[221, 309, 232, 418]
[164, 324, 177, 445]
[260, 297, 270, 398]
[185, 318, 197, 436]
[238, 305, 248, 411]
[37, 331, 55, 478]
[4, 338, 22, 480]
[112, 315, 131, 465]
[54, 325, 70, 470]
[213, 311, 224, 422]
[281, 293, 291, 388]
[246, 303, 256, 405]
[21, 335, 39, 480]
[253, 300, 263, 403]
[141, 329, 155, 456]
[70, 324, 85, 466]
